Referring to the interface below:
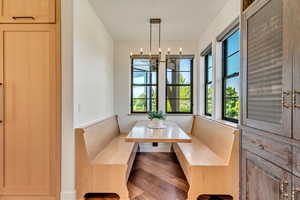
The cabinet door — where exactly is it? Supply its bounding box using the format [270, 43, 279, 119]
[241, 0, 293, 138]
[0, 0, 56, 23]
[293, 176, 300, 200]
[291, 0, 300, 140]
[242, 150, 292, 200]
[0, 25, 60, 200]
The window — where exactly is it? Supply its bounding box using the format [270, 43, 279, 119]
[166, 56, 193, 114]
[204, 50, 213, 116]
[131, 57, 159, 113]
[222, 30, 240, 123]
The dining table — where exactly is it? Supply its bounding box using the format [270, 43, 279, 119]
[125, 120, 192, 143]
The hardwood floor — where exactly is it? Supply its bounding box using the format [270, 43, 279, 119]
[86, 152, 188, 200]
[86, 152, 232, 200]
[128, 152, 189, 200]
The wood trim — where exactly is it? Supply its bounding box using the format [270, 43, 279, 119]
[216, 17, 240, 42]
[243, 0, 271, 19]
[75, 115, 118, 129]
[165, 54, 195, 59]
[55, 0, 61, 198]
[200, 43, 212, 57]
[0, 20, 3, 191]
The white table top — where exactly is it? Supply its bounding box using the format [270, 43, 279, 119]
[126, 120, 192, 143]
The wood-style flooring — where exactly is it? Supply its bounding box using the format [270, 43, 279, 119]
[86, 152, 231, 200]
[128, 152, 189, 200]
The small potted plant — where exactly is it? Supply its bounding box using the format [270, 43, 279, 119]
[148, 111, 166, 128]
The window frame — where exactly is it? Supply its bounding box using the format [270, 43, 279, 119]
[130, 56, 159, 113]
[221, 30, 240, 123]
[204, 49, 213, 116]
[165, 55, 194, 114]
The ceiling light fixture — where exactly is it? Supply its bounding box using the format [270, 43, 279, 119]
[130, 18, 183, 62]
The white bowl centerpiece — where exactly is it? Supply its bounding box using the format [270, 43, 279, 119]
[148, 111, 166, 129]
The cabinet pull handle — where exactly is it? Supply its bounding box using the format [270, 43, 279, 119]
[280, 179, 289, 200]
[12, 16, 35, 20]
[292, 187, 300, 200]
[294, 90, 300, 109]
[258, 144, 265, 150]
[282, 91, 292, 109]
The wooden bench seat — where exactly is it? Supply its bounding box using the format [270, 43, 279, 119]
[75, 116, 137, 200]
[173, 116, 240, 200]
[176, 136, 227, 166]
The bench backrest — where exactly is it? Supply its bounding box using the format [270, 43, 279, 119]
[192, 116, 239, 164]
[75, 115, 120, 161]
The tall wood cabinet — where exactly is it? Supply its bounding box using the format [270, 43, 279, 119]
[241, 0, 300, 199]
[0, 0, 56, 23]
[0, 2, 60, 200]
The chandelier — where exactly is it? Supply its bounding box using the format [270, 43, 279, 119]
[130, 18, 183, 61]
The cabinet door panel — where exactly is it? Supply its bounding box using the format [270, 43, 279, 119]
[241, 0, 292, 138]
[0, 25, 59, 198]
[242, 129, 292, 172]
[294, 176, 300, 200]
[290, 0, 300, 140]
[0, 0, 55, 23]
[242, 150, 292, 200]
[293, 146, 300, 178]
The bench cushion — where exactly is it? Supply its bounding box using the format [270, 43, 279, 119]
[92, 135, 136, 165]
[176, 136, 227, 166]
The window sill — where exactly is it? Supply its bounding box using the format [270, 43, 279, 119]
[215, 119, 238, 128]
[128, 113, 194, 117]
[128, 113, 148, 116]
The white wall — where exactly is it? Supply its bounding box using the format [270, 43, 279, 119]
[74, 0, 115, 127]
[198, 0, 240, 121]
[61, 0, 75, 199]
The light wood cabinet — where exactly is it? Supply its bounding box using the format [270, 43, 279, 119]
[0, 0, 56, 23]
[0, 24, 60, 200]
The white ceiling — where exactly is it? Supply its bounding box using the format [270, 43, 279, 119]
[89, 0, 229, 40]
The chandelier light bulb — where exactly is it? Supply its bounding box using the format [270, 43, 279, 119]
[129, 19, 182, 61]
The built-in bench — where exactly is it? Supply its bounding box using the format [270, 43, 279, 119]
[173, 116, 240, 200]
[75, 115, 138, 200]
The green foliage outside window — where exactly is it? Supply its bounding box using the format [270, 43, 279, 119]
[224, 87, 239, 120]
[167, 74, 191, 113]
[206, 86, 213, 114]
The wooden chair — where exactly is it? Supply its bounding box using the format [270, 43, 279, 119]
[75, 116, 138, 200]
[173, 116, 240, 200]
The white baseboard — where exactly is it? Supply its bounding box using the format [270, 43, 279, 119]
[60, 190, 76, 200]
